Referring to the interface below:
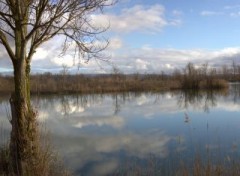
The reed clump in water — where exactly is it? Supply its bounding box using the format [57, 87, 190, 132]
[179, 63, 228, 90]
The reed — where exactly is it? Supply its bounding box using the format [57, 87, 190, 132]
[0, 72, 228, 95]
[0, 126, 72, 176]
[113, 154, 240, 176]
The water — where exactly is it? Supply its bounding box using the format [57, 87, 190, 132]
[1, 84, 240, 175]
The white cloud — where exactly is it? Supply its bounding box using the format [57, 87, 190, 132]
[92, 4, 181, 33]
[104, 0, 116, 6]
[73, 115, 125, 129]
[216, 101, 240, 112]
[135, 58, 151, 71]
[106, 46, 240, 74]
[51, 130, 173, 174]
[39, 97, 125, 129]
[51, 55, 75, 67]
[1, 3, 240, 75]
[166, 64, 173, 69]
[33, 48, 48, 60]
[212, 47, 240, 57]
[108, 37, 123, 50]
[4, 38, 240, 74]
[94, 131, 172, 158]
[136, 95, 149, 106]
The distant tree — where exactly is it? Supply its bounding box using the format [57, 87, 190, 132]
[112, 66, 122, 75]
[182, 63, 200, 89]
[232, 60, 237, 80]
[172, 68, 181, 80]
[221, 64, 229, 80]
[60, 64, 70, 91]
[200, 63, 208, 79]
[0, 0, 113, 175]
[161, 71, 165, 80]
[60, 64, 70, 76]
[237, 65, 240, 79]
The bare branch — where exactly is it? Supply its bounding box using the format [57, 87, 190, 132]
[0, 30, 16, 61]
[0, 0, 115, 67]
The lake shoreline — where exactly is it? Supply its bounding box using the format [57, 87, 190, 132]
[0, 73, 229, 95]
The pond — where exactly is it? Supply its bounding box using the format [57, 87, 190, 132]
[1, 83, 240, 175]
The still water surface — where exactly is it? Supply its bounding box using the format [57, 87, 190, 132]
[1, 84, 240, 175]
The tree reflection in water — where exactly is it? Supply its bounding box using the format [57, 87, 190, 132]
[2, 84, 240, 175]
[176, 89, 228, 112]
[230, 83, 240, 103]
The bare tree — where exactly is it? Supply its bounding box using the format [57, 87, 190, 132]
[221, 64, 229, 80]
[232, 60, 237, 80]
[0, 0, 112, 175]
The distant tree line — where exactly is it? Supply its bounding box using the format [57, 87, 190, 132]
[172, 62, 228, 89]
[0, 62, 235, 94]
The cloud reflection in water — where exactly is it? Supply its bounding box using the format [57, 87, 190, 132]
[1, 85, 240, 175]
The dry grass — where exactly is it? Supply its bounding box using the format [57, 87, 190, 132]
[29, 73, 180, 93]
[20, 133, 72, 176]
[2, 138, 240, 176]
[177, 155, 240, 176]
[113, 155, 240, 176]
[0, 127, 72, 176]
[0, 73, 228, 95]
[199, 79, 229, 89]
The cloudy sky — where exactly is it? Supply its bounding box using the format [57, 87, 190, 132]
[1, 0, 240, 74]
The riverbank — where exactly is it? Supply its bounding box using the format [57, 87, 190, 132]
[0, 73, 229, 94]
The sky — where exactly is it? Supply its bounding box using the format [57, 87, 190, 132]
[1, 0, 240, 74]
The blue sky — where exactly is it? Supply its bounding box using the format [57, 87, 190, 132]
[1, 0, 240, 74]
[112, 0, 240, 49]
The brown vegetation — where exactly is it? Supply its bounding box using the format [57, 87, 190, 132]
[113, 154, 240, 176]
[0, 63, 231, 95]
[177, 63, 229, 90]
[1, 73, 178, 94]
[0, 129, 72, 176]
[178, 156, 240, 176]
[29, 73, 181, 94]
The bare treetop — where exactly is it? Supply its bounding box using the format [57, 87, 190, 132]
[0, 0, 112, 64]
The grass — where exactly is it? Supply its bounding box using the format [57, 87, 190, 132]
[177, 156, 240, 176]
[112, 153, 240, 176]
[199, 79, 229, 89]
[0, 126, 72, 176]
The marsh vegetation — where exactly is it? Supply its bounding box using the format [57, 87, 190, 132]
[0, 63, 232, 95]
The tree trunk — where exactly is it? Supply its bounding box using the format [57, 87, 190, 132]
[10, 60, 38, 175]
